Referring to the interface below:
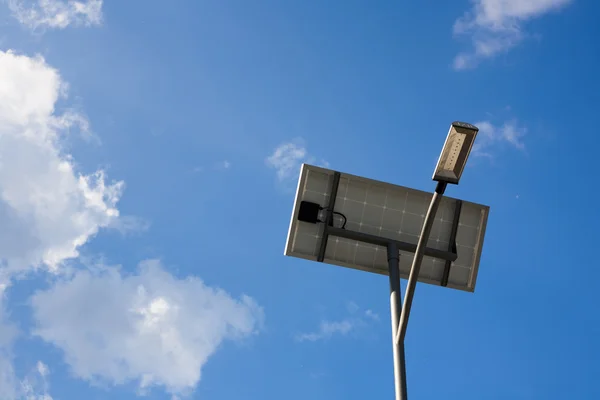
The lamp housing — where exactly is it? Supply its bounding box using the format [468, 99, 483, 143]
[432, 121, 479, 184]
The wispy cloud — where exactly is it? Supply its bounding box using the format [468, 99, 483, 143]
[452, 0, 573, 69]
[266, 138, 328, 183]
[294, 302, 378, 342]
[6, 0, 103, 31]
[218, 160, 231, 170]
[20, 361, 53, 400]
[472, 119, 526, 158]
[364, 309, 379, 321]
[295, 320, 355, 342]
[192, 160, 231, 174]
[108, 215, 151, 236]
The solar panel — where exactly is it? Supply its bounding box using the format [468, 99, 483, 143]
[285, 164, 489, 292]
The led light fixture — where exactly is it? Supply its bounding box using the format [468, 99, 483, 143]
[433, 121, 479, 184]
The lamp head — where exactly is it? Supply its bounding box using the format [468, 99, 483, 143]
[432, 121, 479, 185]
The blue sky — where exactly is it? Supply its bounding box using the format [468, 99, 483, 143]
[0, 0, 598, 399]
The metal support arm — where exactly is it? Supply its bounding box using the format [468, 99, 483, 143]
[395, 181, 447, 345]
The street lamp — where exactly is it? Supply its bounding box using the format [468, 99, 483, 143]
[397, 121, 479, 345]
[284, 122, 487, 400]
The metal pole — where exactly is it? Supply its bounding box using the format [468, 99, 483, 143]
[396, 181, 447, 345]
[388, 242, 408, 400]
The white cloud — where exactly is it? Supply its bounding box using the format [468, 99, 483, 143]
[30, 259, 264, 396]
[6, 0, 103, 30]
[295, 302, 378, 342]
[266, 138, 329, 182]
[0, 50, 123, 283]
[453, 0, 573, 69]
[472, 120, 526, 157]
